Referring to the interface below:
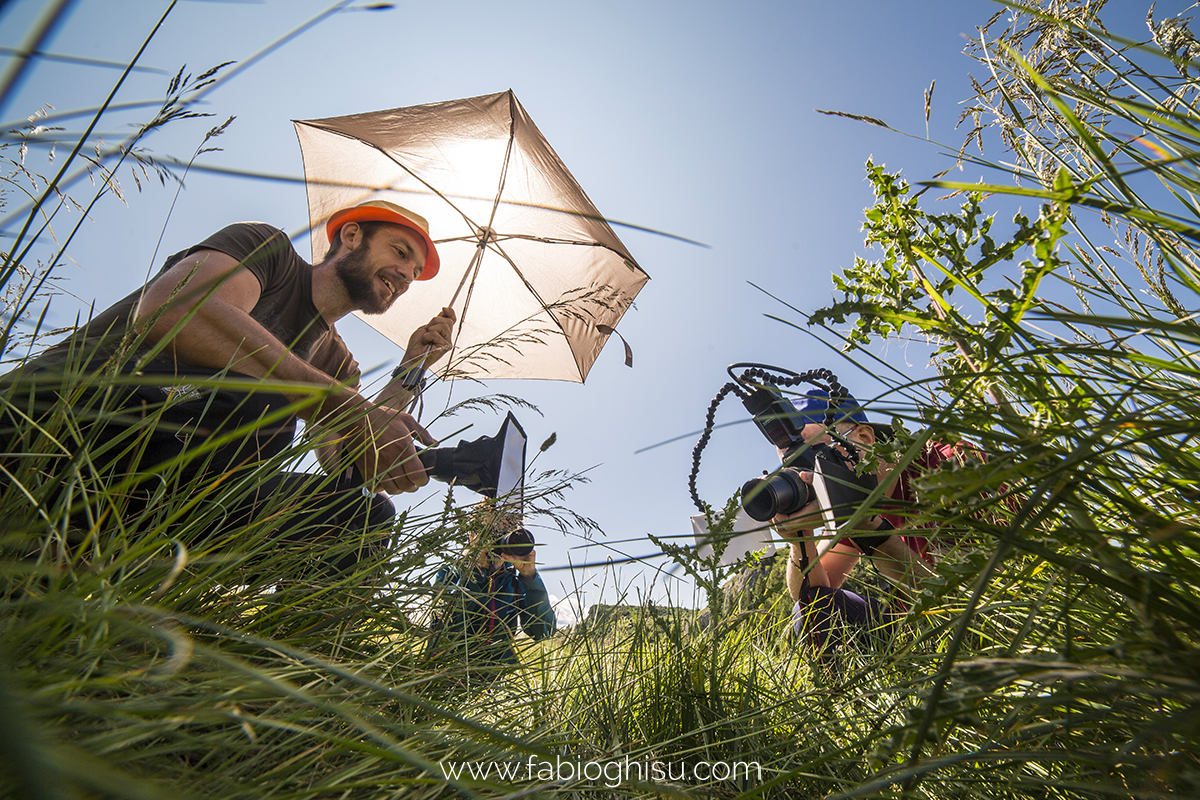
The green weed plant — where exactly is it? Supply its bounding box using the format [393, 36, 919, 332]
[5, 1, 1200, 798]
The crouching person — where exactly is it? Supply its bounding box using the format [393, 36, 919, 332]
[0, 201, 456, 582]
[427, 513, 556, 672]
[772, 389, 968, 658]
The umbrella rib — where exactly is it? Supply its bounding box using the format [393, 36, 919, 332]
[482, 89, 516, 237]
[450, 90, 584, 378]
[455, 87, 516, 364]
[443, 89, 517, 313]
[441, 232, 647, 261]
[474, 92, 582, 378]
[306, 124, 494, 260]
[486, 237, 578, 351]
[450, 89, 517, 344]
[443, 240, 488, 386]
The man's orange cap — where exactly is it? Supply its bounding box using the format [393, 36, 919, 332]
[326, 200, 440, 280]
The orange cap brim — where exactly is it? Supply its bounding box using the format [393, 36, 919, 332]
[326, 206, 440, 281]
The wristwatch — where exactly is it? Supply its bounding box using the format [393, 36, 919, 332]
[391, 362, 427, 391]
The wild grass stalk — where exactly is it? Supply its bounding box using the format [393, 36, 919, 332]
[12, 1, 1200, 798]
[793, 3, 1200, 796]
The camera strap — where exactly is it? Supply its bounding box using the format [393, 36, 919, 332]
[796, 533, 812, 599]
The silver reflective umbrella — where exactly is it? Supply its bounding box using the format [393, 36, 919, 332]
[294, 90, 649, 383]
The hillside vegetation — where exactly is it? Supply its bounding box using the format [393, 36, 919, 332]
[2, 1, 1198, 798]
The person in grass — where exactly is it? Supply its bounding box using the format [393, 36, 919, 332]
[772, 390, 969, 654]
[427, 504, 556, 667]
[2, 200, 454, 574]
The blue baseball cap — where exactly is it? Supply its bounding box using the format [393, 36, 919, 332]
[789, 389, 869, 427]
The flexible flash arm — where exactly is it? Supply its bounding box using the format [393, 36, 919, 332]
[687, 364, 854, 514]
[688, 364, 854, 601]
[687, 381, 742, 515]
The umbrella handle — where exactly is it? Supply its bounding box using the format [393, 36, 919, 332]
[380, 350, 432, 415]
[397, 346, 433, 391]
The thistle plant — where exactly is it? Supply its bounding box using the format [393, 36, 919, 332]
[798, 2, 1200, 795]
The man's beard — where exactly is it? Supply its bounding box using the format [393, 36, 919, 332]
[334, 244, 395, 315]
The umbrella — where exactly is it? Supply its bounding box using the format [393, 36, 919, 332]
[293, 90, 649, 383]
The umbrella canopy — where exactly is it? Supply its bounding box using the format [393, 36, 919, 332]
[293, 90, 649, 383]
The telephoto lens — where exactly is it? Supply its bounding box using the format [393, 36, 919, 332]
[740, 470, 816, 522]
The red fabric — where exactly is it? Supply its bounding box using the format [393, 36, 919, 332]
[880, 440, 967, 563]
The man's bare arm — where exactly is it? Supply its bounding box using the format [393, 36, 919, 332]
[136, 251, 335, 398]
[134, 249, 432, 493]
[374, 306, 456, 409]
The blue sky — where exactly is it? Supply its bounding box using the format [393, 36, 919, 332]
[1, 0, 1187, 620]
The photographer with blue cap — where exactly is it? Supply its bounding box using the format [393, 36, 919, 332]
[772, 389, 964, 654]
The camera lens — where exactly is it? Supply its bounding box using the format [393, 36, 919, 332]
[495, 527, 535, 557]
[740, 469, 815, 522]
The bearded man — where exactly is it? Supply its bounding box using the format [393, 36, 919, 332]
[3, 200, 455, 575]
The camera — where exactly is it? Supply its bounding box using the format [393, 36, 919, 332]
[417, 412, 527, 499]
[688, 364, 882, 531]
[740, 441, 878, 524]
[738, 383, 879, 526]
[493, 527, 536, 557]
[740, 443, 817, 522]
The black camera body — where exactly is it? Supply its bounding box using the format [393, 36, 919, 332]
[417, 412, 526, 499]
[739, 386, 879, 527]
[493, 527, 536, 557]
[744, 385, 807, 451]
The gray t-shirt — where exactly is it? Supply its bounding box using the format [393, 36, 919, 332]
[20, 222, 359, 383]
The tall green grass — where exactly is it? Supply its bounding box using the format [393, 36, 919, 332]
[6, 1, 1200, 798]
[800, 2, 1200, 796]
[0, 5, 571, 799]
